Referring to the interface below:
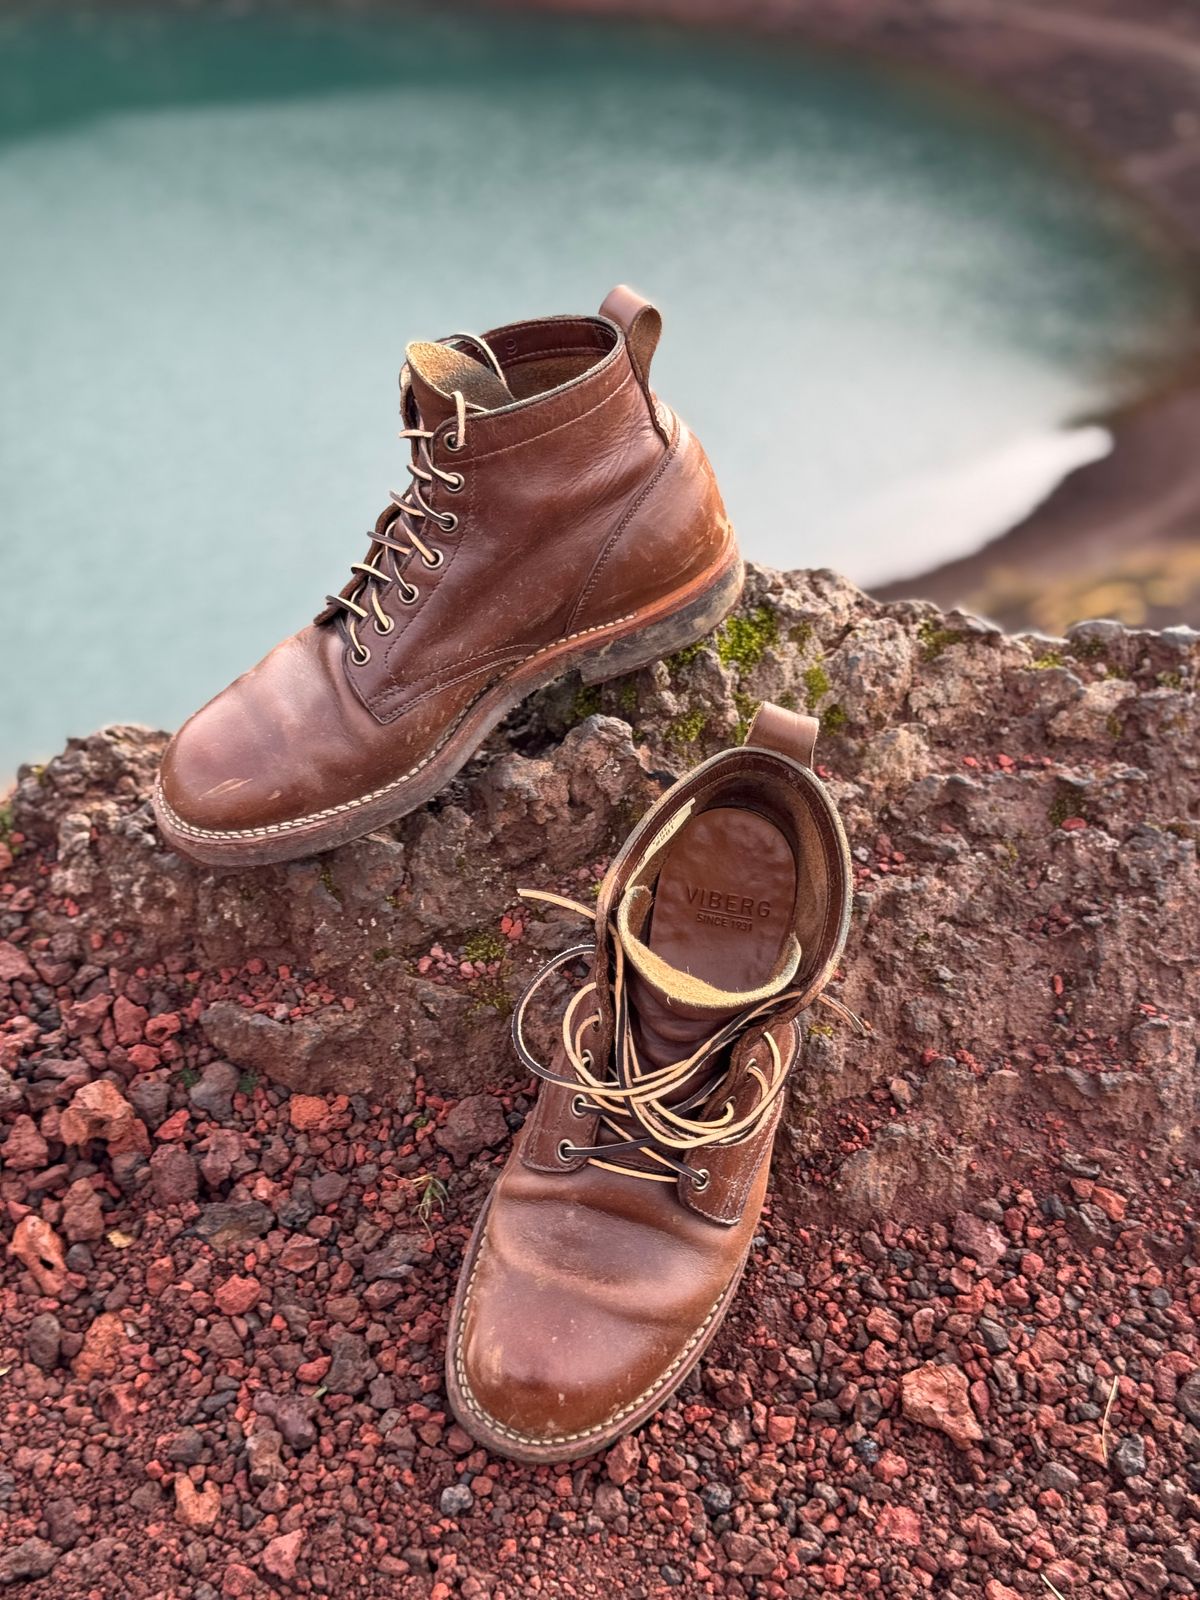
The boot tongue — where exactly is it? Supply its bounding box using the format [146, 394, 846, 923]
[404, 339, 513, 427]
[615, 885, 802, 1072]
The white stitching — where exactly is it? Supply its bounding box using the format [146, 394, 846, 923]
[451, 1228, 737, 1448]
[155, 612, 636, 842]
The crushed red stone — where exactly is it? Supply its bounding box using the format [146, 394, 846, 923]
[2, 568, 1199, 1595]
[3, 1022, 1198, 1597]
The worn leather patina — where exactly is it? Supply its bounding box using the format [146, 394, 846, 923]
[446, 704, 855, 1463]
[154, 287, 740, 866]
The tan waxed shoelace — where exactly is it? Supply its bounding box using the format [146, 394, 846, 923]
[512, 891, 865, 1190]
[325, 334, 507, 665]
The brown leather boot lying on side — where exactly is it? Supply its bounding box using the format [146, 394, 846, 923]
[446, 703, 856, 1464]
[154, 285, 740, 867]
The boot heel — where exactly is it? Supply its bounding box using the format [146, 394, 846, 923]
[577, 556, 744, 685]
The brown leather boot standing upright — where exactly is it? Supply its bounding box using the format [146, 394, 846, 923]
[446, 703, 855, 1464]
[155, 287, 741, 866]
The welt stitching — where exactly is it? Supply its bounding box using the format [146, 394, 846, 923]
[452, 1230, 733, 1447]
[155, 610, 636, 842]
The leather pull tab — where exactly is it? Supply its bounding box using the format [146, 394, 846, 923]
[745, 701, 819, 769]
[599, 284, 671, 444]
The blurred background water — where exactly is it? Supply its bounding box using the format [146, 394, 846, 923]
[0, 2, 1194, 774]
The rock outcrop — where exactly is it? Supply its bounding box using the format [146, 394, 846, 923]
[3, 564, 1199, 1599]
[3, 564, 1197, 1226]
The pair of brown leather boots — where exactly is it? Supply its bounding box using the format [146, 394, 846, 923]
[155, 288, 853, 1464]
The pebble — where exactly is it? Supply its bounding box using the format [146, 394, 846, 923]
[288, 1094, 333, 1133]
[260, 1530, 305, 1583]
[0, 1538, 58, 1583]
[2, 1113, 48, 1170]
[26, 1311, 61, 1371]
[605, 1434, 641, 1487]
[978, 1313, 1010, 1354]
[73, 1311, 126, 1382]
[900, 1361, 983, 1450]
[1175, 1369, 1200, 1424]
[149, 1143, 199, 1205]
[246, 1428, 286, 1487]
[434, 1093, 509, 1164]
[189, 1060, 240, 1122]
[166, 1427, 206, 1466]
[951, 1210, 1006, 1268]
[700, 1482, 734, 1515]
[439, 1484, 475, 1517]
[1112, 1433, 1147, 1481]
[44, 1496, 82, 1549]
[11, 1215, 66, 1296]
[326, 1333, 373, 1396]
[213, 1274, 261, 1316]
[174, 1476, 221, 1532]
[61, 1176, 104, 1242]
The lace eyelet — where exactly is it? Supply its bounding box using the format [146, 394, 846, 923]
[423, 548, 444, 570]
[571, 1094, 589, 1117]
[580, 1050, 593, 1069]
[350, 645, 371, 666]
[692, 1168, 711, 1193]
[444, 430, 461, 452]
[445, 472, 465, 493]
[373, 615, 394, 636]
[438, 512, 459, 534]
[398, 582, 420, 606]
[557, 1140, 576, 1162]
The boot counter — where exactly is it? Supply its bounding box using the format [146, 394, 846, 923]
[566, 413, 736, 635]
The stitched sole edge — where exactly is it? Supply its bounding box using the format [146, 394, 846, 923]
[154, 547, 743, 867]
[153, 611, 635, 845]
[443, 1188, 753, 1465]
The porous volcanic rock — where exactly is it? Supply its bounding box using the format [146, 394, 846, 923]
[4, 565, 1198, 1220]
[1, 565, 1198, 1598]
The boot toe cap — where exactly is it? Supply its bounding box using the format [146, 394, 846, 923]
[450, 1235, 714, 1457]
[156, 626, 362, 838]
[158, 696, 290, 835]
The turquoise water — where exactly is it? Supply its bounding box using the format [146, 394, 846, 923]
[0, 4, 1193, 772]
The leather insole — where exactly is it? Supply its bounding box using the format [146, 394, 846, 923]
[648, 807, 797, 992]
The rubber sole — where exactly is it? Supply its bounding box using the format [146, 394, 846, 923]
[153, 548, 744, 868]
[443, 1184, 754, 1466]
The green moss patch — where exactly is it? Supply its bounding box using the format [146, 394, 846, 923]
[715, 605, 779, 673]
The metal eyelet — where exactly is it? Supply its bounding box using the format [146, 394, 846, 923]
[557, 1140, 576, 1162]
[571, 1094, 589, 1117]
[398, 581, 419, 606]
[444, 430, 461, 452]
[439, 512, 459, 534]
[373, 615, 394, 636]
[350, 645, 371, 666]
[692, 1169, 711, 1192]
[445, 472, 465, 493]
[423, 548, 444, 570]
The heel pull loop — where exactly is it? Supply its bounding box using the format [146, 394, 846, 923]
[745, 701, 819, 770]
[599, 284, 672, 446]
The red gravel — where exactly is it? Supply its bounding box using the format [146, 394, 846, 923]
[2, 929, 1198, 1598]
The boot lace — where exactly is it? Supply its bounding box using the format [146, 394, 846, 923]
[511, 891, 865, 1190]
[326, 331, 505, 664]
